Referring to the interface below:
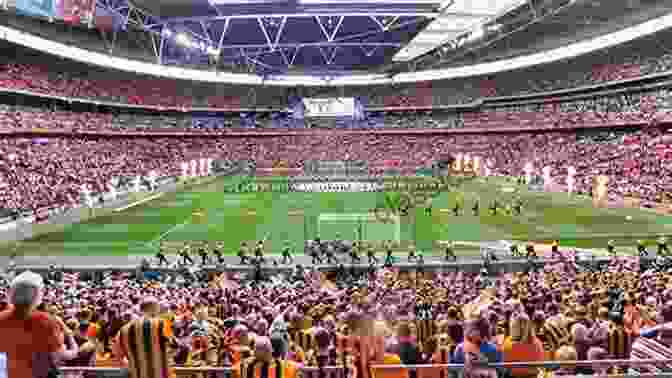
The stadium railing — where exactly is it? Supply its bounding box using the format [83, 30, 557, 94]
[58, 359, 672, 377]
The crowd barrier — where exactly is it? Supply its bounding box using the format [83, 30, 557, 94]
[57, 359, 672, 378]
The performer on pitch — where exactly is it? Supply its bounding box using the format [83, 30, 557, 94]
[179, 243, 194, 265]
[424, 197, 432, 216]
[281, 240, 294, 264]
[607, 239, 616, 256]
[155, 242, 170, 266]
[637, 240, 649, 257]
[444, 241, 456, 262]
[472, 200, 479, 216]
[238, 241, 250, 264]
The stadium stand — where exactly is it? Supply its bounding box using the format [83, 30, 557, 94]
[1, 253, 670, 378]
[1, 126, 671, 216]
[2, 25, 672, 109]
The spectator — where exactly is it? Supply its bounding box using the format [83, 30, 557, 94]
[0, 271, 64, 378]
[113, 296, 174, 378]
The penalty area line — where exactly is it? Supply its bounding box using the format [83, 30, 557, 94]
[144, 216, 193, 248]
[114, 193, 165, 212]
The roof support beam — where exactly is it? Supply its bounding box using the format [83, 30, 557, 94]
[216, 18, 231, 52]
[315, 15, 344, 42]
[144, 12, 435, 27]
[222, 42, 401, 49]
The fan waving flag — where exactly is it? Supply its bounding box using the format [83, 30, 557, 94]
[57, 0, 94, 25]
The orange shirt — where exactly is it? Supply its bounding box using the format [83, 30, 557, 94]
[0, 308, 63, 378]
[373, 354, 407, 378]
[501, 336, 545, 377]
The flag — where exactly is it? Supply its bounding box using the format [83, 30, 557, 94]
[58, 0, 94, 25]
[15, 0, 55, 18]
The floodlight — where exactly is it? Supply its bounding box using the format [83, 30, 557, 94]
[175, 33, 191, 47]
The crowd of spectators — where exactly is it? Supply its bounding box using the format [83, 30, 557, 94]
[3, 26, 672, 110]
[3, 252, 672, 378]
[1, 125, 671, 213]
[0, 137, 221, 212]
[0, 86, 669, 133]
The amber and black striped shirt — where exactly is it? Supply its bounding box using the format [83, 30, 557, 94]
[117, 317, 173, 378]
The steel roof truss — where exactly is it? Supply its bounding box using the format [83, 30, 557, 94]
[216, 18, 231, 51]
[315, 15, 344, 42]
[257, 16, 287, 52]
[318, 45, 339, 64]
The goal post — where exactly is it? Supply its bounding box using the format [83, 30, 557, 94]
[317, 213, 401, 242]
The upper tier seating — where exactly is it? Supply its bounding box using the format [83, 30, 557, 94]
[2, 26, 672, 109]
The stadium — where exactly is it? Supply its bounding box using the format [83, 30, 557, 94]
[1, 0, 672, 377]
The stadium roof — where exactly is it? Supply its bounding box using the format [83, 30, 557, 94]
[126, 0, 533, 73]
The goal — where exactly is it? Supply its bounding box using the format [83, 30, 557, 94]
[317, 213, 401, 242]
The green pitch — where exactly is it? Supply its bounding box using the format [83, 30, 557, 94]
[3, 175, 672, 256]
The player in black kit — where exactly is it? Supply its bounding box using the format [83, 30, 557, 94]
[407, 244, 417, 262]
[350, 242, 361, 264]
[472, 200, 479, 216]
[658, 236, 669, 256]
[178, 244, 194, 265]
[525, 243, 536, 258]
[310, 241, 323, 265]
[255, 240, 265, 264]
[513, 198, 523, 216]
[510, 243, 522, 257]
[325, 243, 338, 265]
[607, 240, 616, 256]
[452, 201, 461, 216]
[383, 240, 394, 267]
[198, 243, 209, 265]
[213, 241, 225, 264]
[155, 242, 170, 266]
[444, 241, 456, 261]
[637, 240, 649, 257]
[367, 244, 378, 265]
[238, 242, 250, 264]
[281, 240, 294, 264]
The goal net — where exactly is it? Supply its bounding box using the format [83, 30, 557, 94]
[317, 213, 401, 242]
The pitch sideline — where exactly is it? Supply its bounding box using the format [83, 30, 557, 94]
[114, 192, 165, 212]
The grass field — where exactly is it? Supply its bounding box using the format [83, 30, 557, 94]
[4, 175, 672, 257]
